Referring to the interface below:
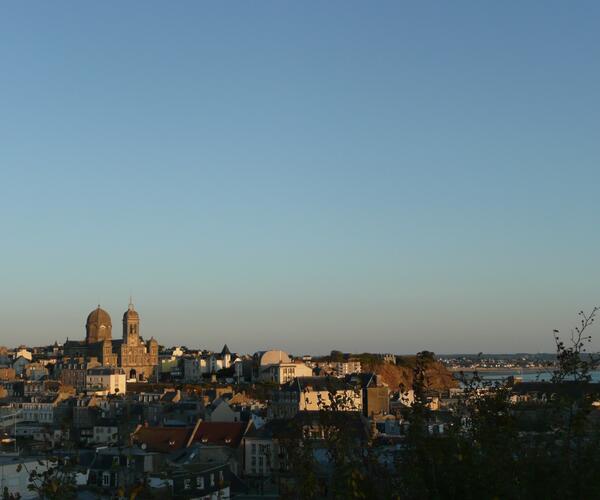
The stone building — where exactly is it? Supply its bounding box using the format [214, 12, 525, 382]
[64, 301, 158, 381]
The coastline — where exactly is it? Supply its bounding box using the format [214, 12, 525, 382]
[448, 367, 551, 373]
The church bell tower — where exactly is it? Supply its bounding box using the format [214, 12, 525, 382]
[123, 298, 140, 345]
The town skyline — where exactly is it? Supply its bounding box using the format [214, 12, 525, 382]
[2, 298, 596, 356]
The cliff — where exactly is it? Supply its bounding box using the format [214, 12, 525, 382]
[363, 356, 458, 392]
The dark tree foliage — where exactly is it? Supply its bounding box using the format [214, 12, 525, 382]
[394, 308, 600, 500]
[17, 456, 77, 500]
[329, 350, 345, 363]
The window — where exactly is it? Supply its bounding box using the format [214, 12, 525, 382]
[196, 476, 204, 489]
[210, 473, 215, 486]
[218, 470, 224, 482]
[102, 473, 110, 487]
[184, 479, 191, 490]
[251, 443, 256, 454]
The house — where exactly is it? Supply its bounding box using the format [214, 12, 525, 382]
[346, 373, 390, 417]
[11, 393, 66, 424]
[149, 462, 231, 500]
[263, 361, 313, 385]
[182, 345, 239, 383]
[59, 361, 101, 391]
[0, 366, 16, 381]
[228, 392, 254, 407]
[243, 420, 286, 479]
[92, 418, 119, 445]
[15, 348, 32, 361]
[207, 398, 241, 423]
[390, 389, 416, 413]
[252, 350, 312, 384]
[86, 447, 163, 493]
[161, 397, 204, 427]
[12, 356, 30, 376]
[72, 395, 101, 431]
[23, 380, 46, 396]
[270, 377, 363, 419]
[335, 360, 362, 377]
[183, 356, 209, 382]
[24, 362, 49, 381]
[159, 348, 184, 379]
[380, 354, 397, 364]
[86, 366, 126, 395]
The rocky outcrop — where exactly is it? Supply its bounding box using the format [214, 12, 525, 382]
[366, 357, 458, 392]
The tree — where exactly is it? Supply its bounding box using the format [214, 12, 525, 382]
[17, 456, 77, 500]
[329, 350, 345, 363]
[393, 307, 600, 499]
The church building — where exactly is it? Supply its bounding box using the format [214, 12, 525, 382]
[64, 301, 159, 381]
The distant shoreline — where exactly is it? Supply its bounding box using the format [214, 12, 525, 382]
[449, 367, 551, 373]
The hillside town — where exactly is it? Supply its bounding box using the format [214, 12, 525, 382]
[1, 304, 597, 499]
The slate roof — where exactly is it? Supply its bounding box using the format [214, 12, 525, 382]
[191, 422, 246, 448]
[133, 420, 248, 453]
[132, 426, 193, 453]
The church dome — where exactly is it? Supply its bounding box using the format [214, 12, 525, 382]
[87, 306, 112, 327]
[86, 306, 112, 343]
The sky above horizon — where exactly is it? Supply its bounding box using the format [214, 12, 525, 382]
[1, 2, 599, 355]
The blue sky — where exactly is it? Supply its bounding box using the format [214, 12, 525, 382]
[1, 2, 599, 354]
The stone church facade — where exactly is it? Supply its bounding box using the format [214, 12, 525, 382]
[64, 302, 159, 381]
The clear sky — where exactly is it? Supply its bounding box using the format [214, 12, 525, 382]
[1, 2, 599, 355]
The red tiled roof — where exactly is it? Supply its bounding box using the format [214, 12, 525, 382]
[132, 426, 193, 453]
[191, 422, 246, 448]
